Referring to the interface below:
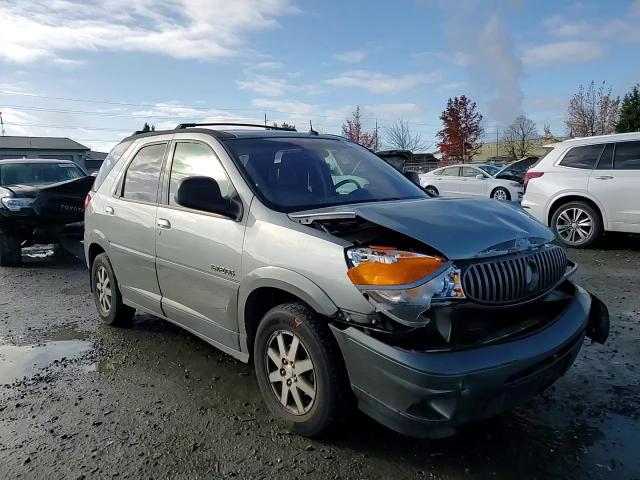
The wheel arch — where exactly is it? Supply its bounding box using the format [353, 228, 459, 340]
[238, 267, 339, 359]
[547, 194, 606, 228]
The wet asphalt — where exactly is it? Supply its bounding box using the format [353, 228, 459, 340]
[0, 238, 639, 480]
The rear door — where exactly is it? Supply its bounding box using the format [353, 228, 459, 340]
[155, 139, 245, 352]
[434, 166, 460, 196]
[102, 140, 169, 315]
[589, 140, 640, 232]
[460, 166, 489, 197]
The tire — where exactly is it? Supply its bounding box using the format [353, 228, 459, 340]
[491, 187, 511, 201]
[424, 186, 439, 196]
[254, 302, 351, 437]
[91, 253, 135, 326]
[0, 232, 22, 267]
[551, 201, 602, 248]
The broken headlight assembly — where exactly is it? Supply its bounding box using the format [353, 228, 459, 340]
[346, 247, 464, 326]
[0, 195, 34, 211]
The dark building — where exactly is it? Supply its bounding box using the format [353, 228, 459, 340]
[0, 136, 105, 173]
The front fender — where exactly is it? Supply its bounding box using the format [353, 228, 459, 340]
[237, 266, 339, 354]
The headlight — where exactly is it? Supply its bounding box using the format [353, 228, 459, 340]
[346, 247, 464, 326]
[1, 197, 35, 211]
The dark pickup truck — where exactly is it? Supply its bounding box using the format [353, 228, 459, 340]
[0, 159, 93, 266]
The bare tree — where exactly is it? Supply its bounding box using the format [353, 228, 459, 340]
[565, 81, 620, 137]
[502, 115, 539, 159]
[384, 120, 429, 151]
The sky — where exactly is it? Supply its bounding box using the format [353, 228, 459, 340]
[0, 0, 639, 153]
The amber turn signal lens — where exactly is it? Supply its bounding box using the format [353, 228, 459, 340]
[347, 255, 445, 286]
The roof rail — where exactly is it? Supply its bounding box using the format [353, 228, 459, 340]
[175, 122, 297, 131]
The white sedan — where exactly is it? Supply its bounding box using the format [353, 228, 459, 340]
[419, 164, 524, 201]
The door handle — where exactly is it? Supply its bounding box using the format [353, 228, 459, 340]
[105, 206, 114, 215]
[594, 175, 614, 180]
[156, 218, 171, 229]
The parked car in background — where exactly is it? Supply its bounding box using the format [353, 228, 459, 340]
[0, 159, 93, 266]
[84, 123, 608, 439]
[522, 132, 640, 248]
[419, 164, 523, 200]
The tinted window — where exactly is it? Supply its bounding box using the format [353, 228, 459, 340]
[559, 144, 604, 169]
[596, 143, 614, 170]
[441, 167, 459, 176]
[478, 165, 499, 176]
[169, 142, 233, 206]
[122, 143, 166, 203]
[0, 162, 85, 186]
[224, 137, 426, 211]
[94, 140, 133, 191]
[614, 141, 640, 170]
[462, 167, 482, 178]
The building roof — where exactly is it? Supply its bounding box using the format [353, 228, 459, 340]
[0, 136, 90, 151]
[86, 150, 108, 160]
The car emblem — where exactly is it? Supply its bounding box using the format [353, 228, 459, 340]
[525, 260, 539, 291]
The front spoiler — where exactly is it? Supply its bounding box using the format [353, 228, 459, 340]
[330, 282, 608, 438]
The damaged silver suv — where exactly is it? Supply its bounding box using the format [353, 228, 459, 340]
[85, 124, 609, 438]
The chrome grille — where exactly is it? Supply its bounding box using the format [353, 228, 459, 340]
[462, 246, 568, 304]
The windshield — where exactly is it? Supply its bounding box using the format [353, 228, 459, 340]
[224, 137, 428, 211]
[0, 162, 85, 186]
[478, 165, 500, 176]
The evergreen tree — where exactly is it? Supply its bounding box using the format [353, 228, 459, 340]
[616, 84, 640, 133]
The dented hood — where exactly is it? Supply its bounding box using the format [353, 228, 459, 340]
[291, 198, 555, 260]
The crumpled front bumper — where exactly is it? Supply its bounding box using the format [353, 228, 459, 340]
[330, 281, 609, 439]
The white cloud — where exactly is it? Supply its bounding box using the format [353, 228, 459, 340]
[0, 0, 298, 63]
[522, 41, 603, 67]
[238, 76, 292, 97]
[325, 70, 440, 94]
[436, 81, 465, 93]
[334, 50, 367, 63]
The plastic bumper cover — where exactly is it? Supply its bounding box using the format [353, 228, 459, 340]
[330, 282, 608, 438]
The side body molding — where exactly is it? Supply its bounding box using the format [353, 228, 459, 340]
[237, 266, 339, 357]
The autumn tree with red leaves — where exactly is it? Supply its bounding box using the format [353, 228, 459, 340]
[437, 95, 484, 163]
[342, 106, 379, 149]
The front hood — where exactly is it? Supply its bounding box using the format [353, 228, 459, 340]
[290, 197, 554, 260]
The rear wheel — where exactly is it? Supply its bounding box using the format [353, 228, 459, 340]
[91, 253, 135, 326]
[424, 186, 439, 196]
[0, 232, 21, 267]
[551, 201, 602, 248]
[491, 187, 511, 200]
[254, 302, 351, 437]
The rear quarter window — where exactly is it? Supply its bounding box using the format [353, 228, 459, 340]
[614, 141, 640, 170]
[93, 140, 133, 191]
[559, 144, 604, 169]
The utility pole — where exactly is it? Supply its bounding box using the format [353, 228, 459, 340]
[264, 111, 267, 126]
[0, 112, 5, 136]
[374, 119, 379, 151]
[496, 128, 499, 159]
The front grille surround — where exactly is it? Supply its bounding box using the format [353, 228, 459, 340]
[461, 245, 568, 305]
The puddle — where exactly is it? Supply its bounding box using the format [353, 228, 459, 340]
[0, 340, 92, 384]
[582, 413, 640, 476]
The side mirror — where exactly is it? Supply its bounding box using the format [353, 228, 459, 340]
[404, 171, 421, 185]
[476, 174, 485, 180]
[176, 176, 242, 220]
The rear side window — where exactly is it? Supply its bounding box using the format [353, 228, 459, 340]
[559, 144, 604, 169]
[93, 140, 133, 191]
[614, 141, 640, 170]
[121, 143, 167, 203]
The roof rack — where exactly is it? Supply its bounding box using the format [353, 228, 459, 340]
[175, 122, 297, 131]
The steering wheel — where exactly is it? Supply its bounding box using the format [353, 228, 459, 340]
[334, 178, 362, 192]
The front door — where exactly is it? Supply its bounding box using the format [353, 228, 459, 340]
[155, 140, 245, 351]
[104, 141, 168, 314]
[589, 141, 640, 232]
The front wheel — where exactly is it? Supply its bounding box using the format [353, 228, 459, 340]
[551, 201, 602, 248]
[491, 187, 511, 200]
[254, 303, 351, 437]
[424, 186, 439, 196]
[0, 232, 21, 267]
[91, 253, 135, 326]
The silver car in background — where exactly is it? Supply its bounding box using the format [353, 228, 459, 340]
[84, 124, 608, 439]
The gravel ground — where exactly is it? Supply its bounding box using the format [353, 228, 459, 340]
[0, 238, 639, 480]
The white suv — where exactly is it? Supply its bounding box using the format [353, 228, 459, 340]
[522, 132, 640, 247]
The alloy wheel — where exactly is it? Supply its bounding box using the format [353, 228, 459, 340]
[265, 330, 316, 415]
[556, 207, 593, 246]
[493, 189, 508, 200]
[95, 265, 112, 315]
